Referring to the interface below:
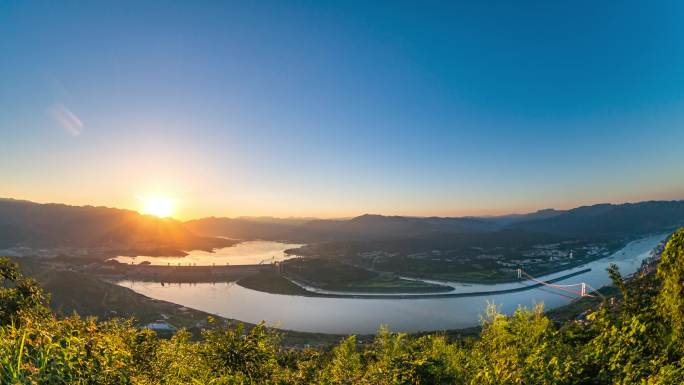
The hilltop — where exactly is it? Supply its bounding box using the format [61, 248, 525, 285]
[3, 198, 682, 249]
[0, 198, 234, 256]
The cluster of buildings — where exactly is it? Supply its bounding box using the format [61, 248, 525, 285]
[354, 241, 615, 274]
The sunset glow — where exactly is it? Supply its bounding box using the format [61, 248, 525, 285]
[139, 196, 174, 218]
[1, 2, 684, 378]
[1, 1, 683, 219]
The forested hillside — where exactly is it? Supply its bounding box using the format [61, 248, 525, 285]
[0, 199, 233, 253]
[2, 229, 684, 383]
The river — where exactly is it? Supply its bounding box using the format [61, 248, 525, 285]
[112, 240, 303, 266]
[116, 233, 668, 334]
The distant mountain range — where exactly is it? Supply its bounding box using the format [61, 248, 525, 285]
[1, 198, 683, 254]
[510, 201, 684, 237]
[0, 198, 232, 253]
[186, 200, 684, 242]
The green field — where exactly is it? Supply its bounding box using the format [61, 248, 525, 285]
[281, 257, 452, 293]
[237, 270, 311, 295]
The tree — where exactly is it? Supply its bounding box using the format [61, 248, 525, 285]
[657, 229, 684, 338]
[323, 335, 363, 384]
[0, 258, 48, 326]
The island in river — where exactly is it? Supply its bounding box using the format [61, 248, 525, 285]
[114, 233, 671, 334]
[88, 233, 653, 296]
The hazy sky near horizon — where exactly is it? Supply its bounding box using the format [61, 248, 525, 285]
[2, 1, 684, 219]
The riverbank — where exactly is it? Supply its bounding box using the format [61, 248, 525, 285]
[14, 250, 651, 346]
[92, 262, 264, 283]
[5, 232, 662, 339]
[12, 256, 354, 346]
[113, 233, 670, 334]
[237, 268, 592, 299]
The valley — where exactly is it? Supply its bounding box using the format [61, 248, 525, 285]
[1, 198, 683, 335]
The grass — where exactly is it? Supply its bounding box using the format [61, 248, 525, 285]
[237, 270, 311, 295]
[284, 257, 377, 285]
[281, 257, 452, 292]
[336, 275, 453, 293]
[414, 270, 513, 284]
[238, 268, 453, 295]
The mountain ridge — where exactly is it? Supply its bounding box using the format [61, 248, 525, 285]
[185, 200, 684, 242]
[0, 198, 234, 253]
[2, 198, 683, 251]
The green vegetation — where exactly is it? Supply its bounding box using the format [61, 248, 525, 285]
[237, 271, 311, 296]
[284, 257, 376, 283]
[2, 229, 684, 383]
[282, 258, 452, 293]
[290, 234, 628, 284]
[15, 257, 345, 347]
[423, 270, 513, 284]
[341, 275, 450, 293]
[238, 270, 453, 296]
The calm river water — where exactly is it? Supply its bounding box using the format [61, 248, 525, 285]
[112, 240, 303, 266]
[117, 233, 668, 334]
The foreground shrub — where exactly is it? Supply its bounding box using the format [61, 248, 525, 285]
[2, 228, 684, 384]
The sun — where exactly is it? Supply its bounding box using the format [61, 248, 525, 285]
[139, 196, 174, 218]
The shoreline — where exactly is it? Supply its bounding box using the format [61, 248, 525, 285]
[235, 268, 592, 299]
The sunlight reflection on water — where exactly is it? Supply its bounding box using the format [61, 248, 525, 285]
[117, 234, 669, 334]
[112, 240, 303, 266]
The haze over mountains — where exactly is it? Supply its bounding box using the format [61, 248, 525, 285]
[0, 198, 232, 253]
[2, 198, 684, 253]
[189, 200, 684, 242]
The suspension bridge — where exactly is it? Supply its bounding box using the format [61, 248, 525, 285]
[517, 267, 602, 300]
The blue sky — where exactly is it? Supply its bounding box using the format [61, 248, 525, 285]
[1, 1, 683, 218]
